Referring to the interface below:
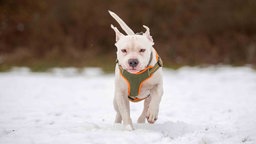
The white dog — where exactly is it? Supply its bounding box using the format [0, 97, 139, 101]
[109, 11, 163, 130]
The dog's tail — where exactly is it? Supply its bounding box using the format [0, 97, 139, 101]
[108, 10, 135, 35]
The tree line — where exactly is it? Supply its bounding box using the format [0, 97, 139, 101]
[0, 0, 256, 70]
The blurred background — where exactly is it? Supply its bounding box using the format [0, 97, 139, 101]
[0, 0, 256, 71]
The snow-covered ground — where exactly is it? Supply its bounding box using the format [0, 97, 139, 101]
[0, 66, 256, 144]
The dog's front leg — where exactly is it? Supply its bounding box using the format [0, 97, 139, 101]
[113, 97, 122, 123]
[137, 96, 151, 123]
[114, 91, 134, 130]
[146, 84, 163, 124]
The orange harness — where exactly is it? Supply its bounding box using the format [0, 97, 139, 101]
[118, 51, 163, 102]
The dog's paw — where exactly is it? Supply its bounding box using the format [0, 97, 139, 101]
[146, 108, 158, 124]
[124, 124, 134, 131]
[137, 116, 146, 123]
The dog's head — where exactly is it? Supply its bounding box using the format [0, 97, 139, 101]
[111, 25, 154, 73]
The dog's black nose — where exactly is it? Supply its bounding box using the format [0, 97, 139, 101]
[128, 59, 139, 68]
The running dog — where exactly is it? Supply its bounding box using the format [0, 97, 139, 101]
[109, 11, 163, 130]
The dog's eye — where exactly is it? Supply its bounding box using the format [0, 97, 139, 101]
[121, 49, 127, 53]
[139, 49, 146, 53]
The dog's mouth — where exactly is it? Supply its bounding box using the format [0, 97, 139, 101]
[126, 68, 140, 74]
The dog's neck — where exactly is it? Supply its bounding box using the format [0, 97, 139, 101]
[146, 52, 153, 67]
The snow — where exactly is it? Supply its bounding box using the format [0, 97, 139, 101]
[0, 66, 256, 144]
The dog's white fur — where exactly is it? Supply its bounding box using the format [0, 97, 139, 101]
[109, 11, 163, 130]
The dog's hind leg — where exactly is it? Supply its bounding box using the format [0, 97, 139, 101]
[137, 96, 151, 123]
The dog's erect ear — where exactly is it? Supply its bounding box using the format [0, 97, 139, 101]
[143, 25, 154, 44]
[111, 24, 124, 42]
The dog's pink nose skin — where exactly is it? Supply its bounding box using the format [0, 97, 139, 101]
[128, 59, 139, 68]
